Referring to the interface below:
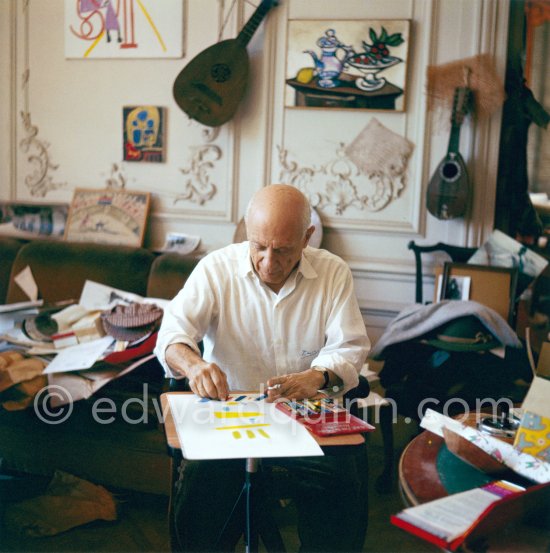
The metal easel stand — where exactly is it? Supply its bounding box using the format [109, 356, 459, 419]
[245, 458, 259, 553]
[216, 458, 285, 553]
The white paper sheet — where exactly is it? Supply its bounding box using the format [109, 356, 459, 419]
[46, 353, 156, 406]
[0, 305, 41, 334]
[161, 232, 201, 255]
[0, 300, 43, 314]
[168, 394, 324, 460]
[43, 336, 115, 374]
[78, 280, 145, 311]
[13, 265, 38, 301]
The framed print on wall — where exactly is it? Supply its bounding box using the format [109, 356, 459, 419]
[65, 0, 184, 59]
[285, 19, 410, 112]
[64, 188, 151, 247]
[123, 106, 166, 162]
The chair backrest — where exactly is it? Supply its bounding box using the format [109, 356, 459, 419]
[408, 240, 477, 304]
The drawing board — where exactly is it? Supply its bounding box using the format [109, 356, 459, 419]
[167, 393, 324, 460]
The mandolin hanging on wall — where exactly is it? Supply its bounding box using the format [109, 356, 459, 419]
[173, 0, 278, 127]
[426, 86, 473, 220]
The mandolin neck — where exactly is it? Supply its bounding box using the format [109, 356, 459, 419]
[236, 1, 275, 47]
[446, 86, 470, 156]
[447, 123, 462, 156]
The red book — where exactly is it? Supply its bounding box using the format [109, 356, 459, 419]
[391, 480, 550, 551]
[275, 398, 375, 437]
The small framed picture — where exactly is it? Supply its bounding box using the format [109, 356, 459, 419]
[64, 188, 151, 247]
[123, 106, 166, 163]
[436, 274, 471, 302]
[439, 262, 518, 324]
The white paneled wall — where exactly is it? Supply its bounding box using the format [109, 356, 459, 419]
[0, 0, 510, 341]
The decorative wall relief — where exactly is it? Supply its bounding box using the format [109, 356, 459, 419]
[345, 117, 414, 195]
[286, 20, 410, 112]
[19, 3, 66, 198]
[175, 126, 222, 206]
[19, 111, 66, 198]
[278, 119, 413, 216]
[103, 163, 129, 189]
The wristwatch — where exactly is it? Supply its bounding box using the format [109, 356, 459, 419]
[313, 367, 330, 389]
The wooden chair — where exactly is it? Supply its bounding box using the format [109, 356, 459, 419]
[408, 240, 478, 304]
[375, 240, 480, 493]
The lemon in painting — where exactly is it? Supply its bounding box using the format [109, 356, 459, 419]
[296, 67, 314, 84]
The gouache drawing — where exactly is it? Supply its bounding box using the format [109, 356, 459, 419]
[65, 0, 184, 58]
[285, 20, 410, 111]
[123, 106, 166, 163]
[64, 188, 151, 247]
[167, 394, 324, 460]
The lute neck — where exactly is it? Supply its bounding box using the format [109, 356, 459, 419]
[236, 1, 275, 48]
[447, 123, 462, 155]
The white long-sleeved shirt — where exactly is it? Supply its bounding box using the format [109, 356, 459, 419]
[154, 242, 370, 393]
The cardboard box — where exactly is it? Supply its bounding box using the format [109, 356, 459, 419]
[514, 376, 550, 462]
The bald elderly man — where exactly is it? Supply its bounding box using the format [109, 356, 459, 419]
[155, 184, 370, 552]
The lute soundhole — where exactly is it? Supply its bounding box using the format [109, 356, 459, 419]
[440, 158, 461, 182]
[211, 64, 231, 83]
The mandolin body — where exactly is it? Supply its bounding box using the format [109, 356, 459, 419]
[426, 86, 472, 220]
[427, 152, 469, 220]
[173, 39, 250, 127]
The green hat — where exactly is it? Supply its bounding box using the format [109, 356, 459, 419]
[425, 315, 501, 352]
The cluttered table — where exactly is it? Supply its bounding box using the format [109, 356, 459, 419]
[399, 412, 516, 506]
[397, 409, 550, 551]
[399, 430, 486, 506]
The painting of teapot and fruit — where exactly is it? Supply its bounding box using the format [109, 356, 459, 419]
[285, 20, 410, 111]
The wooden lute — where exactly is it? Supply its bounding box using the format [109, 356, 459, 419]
[426, 87, 473, 220]
[173, 0, 278, 127]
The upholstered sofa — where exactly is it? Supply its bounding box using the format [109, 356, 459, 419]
[0, 237, 199, 495]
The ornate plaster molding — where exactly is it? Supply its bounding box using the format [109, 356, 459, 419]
[277, 144, 405, 215]
[175, 125, 222, 206]
[175, 144, 223, 206]
[19, 111, 66, 197]
[103, 163, 129, 189]
[18, 1, 65, 197]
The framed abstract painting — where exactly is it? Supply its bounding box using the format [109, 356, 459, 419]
[285, 19, 410, 111]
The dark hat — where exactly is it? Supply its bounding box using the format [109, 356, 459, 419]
[425, 315, 501, 352]
[101, 302, 163, 342]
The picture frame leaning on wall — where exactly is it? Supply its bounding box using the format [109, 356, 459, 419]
[64, 188, 151, 247]
[439, 262, 518, 325]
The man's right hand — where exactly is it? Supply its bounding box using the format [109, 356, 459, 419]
[165, 343, 229, 400]
[186, 361, 229, 401]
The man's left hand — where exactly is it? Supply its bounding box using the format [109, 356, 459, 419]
[265, 368, 330, 403]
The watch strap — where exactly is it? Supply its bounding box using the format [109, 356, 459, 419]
[314, 367, 330, 389]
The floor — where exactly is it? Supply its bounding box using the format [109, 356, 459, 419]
[0, 418, 435, 553]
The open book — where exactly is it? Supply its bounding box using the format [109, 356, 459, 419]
[391, 480, 550, 551]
